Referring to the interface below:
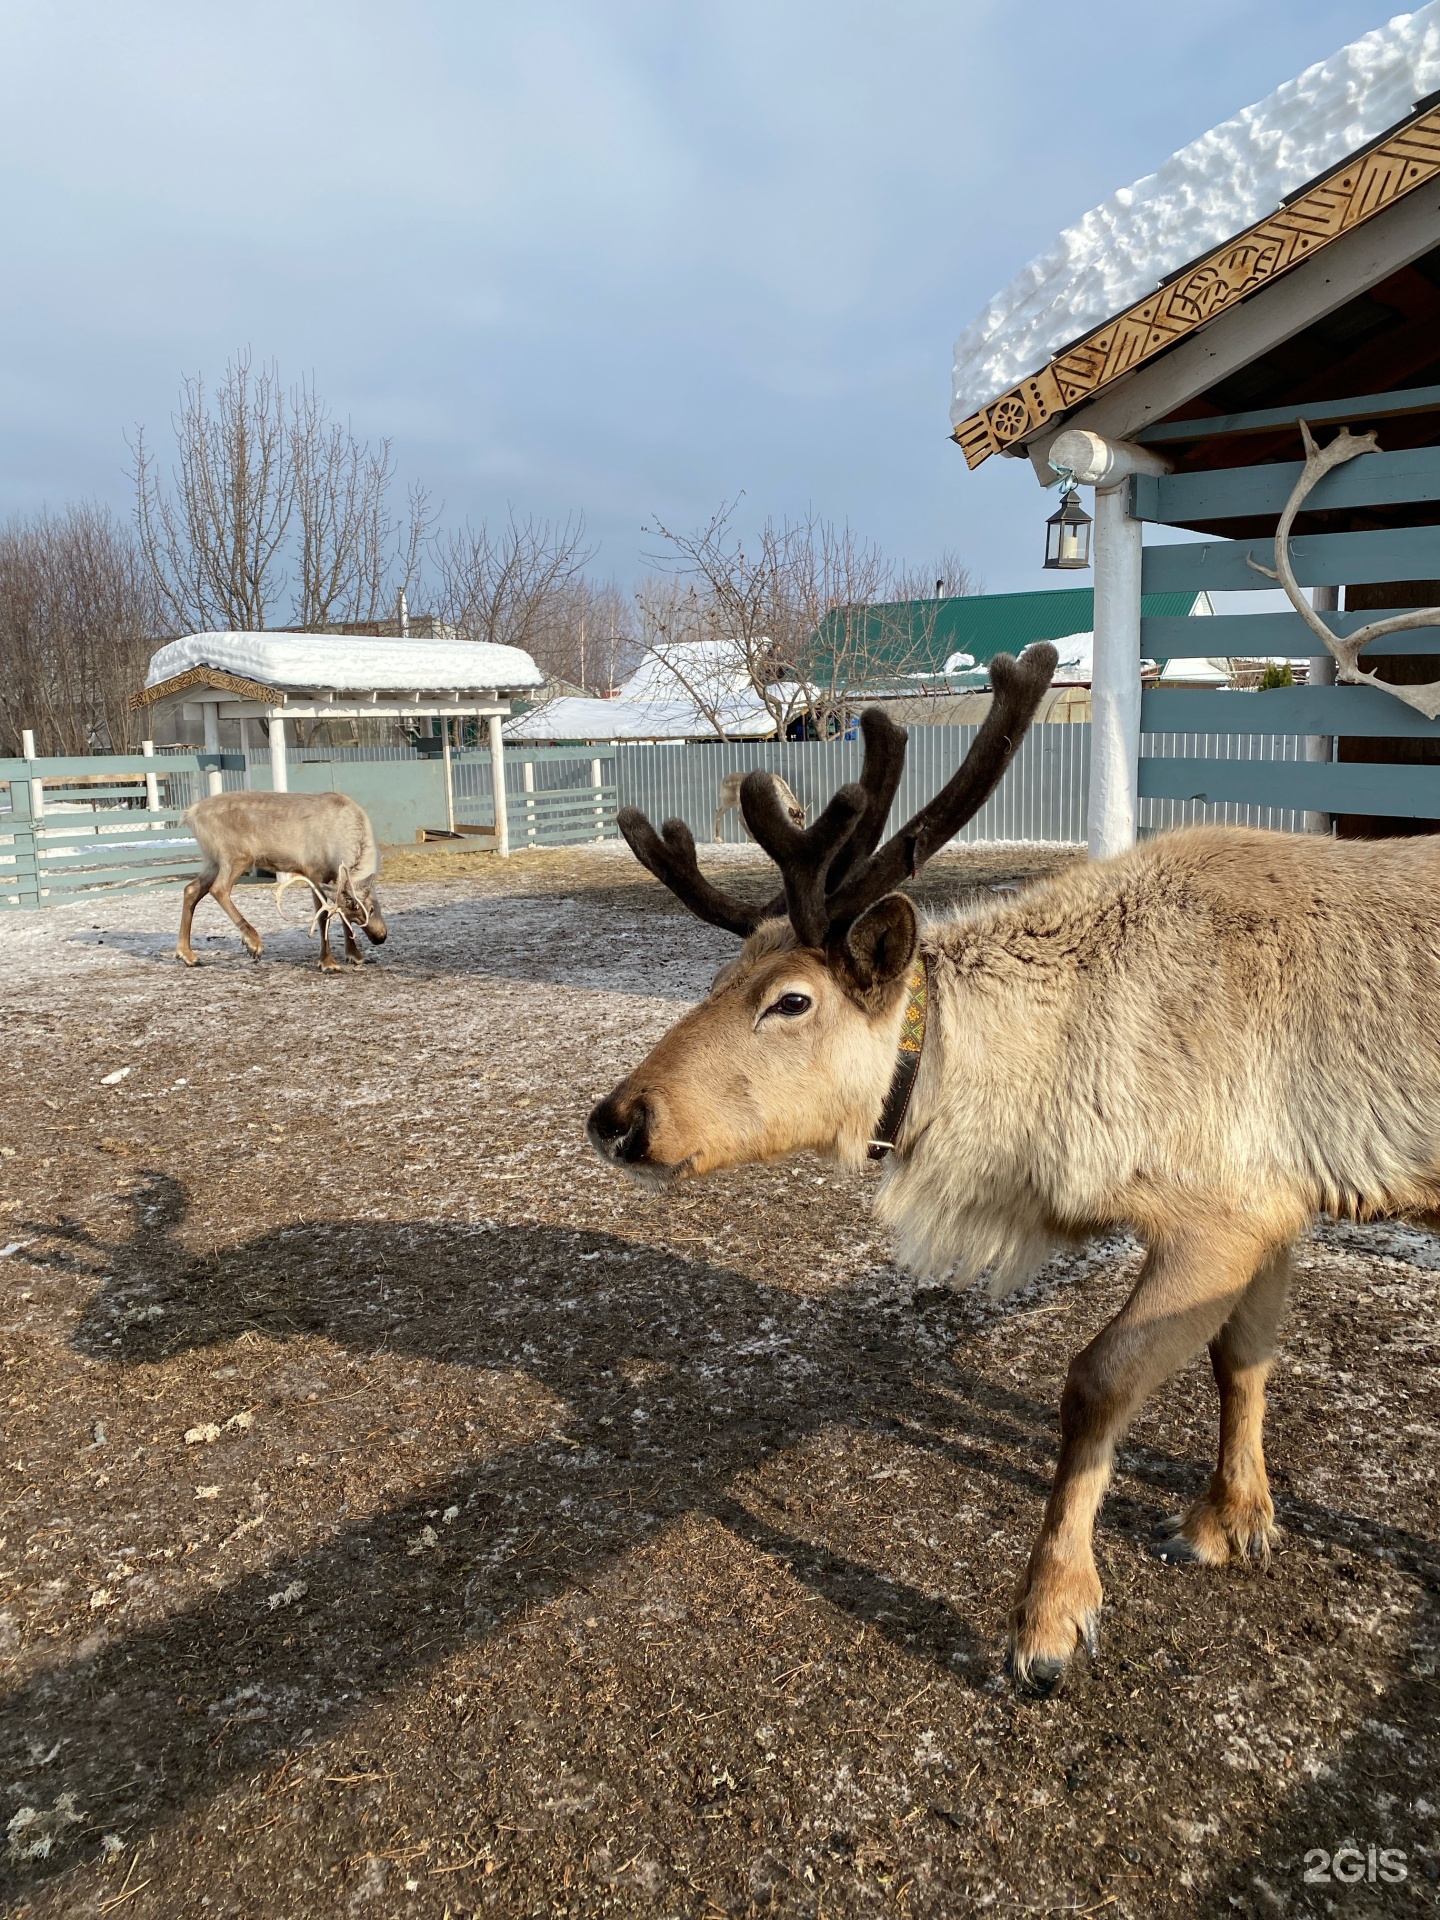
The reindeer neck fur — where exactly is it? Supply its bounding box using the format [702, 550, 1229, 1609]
[876, 825, 1440, 1295]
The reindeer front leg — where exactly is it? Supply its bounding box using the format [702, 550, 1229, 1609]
[317, 908, 343, 972]
[1154, 1244, 1290, 1566]
[342, 919, 366, 966]
[1009, 1225, 1275, 1695]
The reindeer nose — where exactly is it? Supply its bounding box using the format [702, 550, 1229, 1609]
[587, 1090, 651, 1165]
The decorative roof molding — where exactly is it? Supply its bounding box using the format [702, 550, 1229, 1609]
[952, 99, 1440, 470]
[129, 665, 284, 711]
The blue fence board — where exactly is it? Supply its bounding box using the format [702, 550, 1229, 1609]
[1132, 445, 1440, 524]
[1141, 611, 1440, 656]
[1140, 685, 1440, 738]
[1139, 757, 1440, 816]
[1141, 525, 1440, 594]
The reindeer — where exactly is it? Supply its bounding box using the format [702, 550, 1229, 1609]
[176, 789, 387, 972]
[714, 770, 806, 843]
[587, 641, 1440, 1694]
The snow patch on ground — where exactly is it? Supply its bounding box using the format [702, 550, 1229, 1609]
[952, 3, 1440, 421]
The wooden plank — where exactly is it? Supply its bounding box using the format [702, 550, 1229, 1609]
[1141, 524, 1440, 594]
[1141, 685, 1440, 737]
[1138, 756, 1440, 816]
[1132, 444, 1440, 524]
[0, 754, 203, 778]
[1133, 381, 1440, 448]
[1142, 611, 1440, 655]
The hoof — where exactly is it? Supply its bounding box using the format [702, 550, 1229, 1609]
[1007, 1607, 1099, 1698]
[1151, 1530, 1204, 1565]
[174, 949, 198, 968]
[1007, 1648, 1069, 1698]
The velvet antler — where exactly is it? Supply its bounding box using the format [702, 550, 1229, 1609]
[825, 642, 1058, 926]
[738, 777, 867, 947]
[618, 639, 1058, 947]
[616, 810, 776, 937]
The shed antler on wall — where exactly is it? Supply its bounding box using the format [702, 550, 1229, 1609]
[617, 643, 1059, 944]
[1248, 422, 1440, 719]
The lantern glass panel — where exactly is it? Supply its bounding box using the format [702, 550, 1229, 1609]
[1043, 490, 1092, 571]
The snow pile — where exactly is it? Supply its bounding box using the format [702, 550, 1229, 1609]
[510, 640, 777, 740]
[144, 630, 543, 694]
[952, 3, 1440, 423]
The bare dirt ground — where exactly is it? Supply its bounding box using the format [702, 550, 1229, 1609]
[1, 840, 1436, 1920]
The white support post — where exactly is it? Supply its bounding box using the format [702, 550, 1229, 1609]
[522, 756, 535, 849]
[237, 716, 253, 788]
[202, 702, 223, 796]
[442, 718, 455, 834]
[21, 727, 43, 821]
[487, 712, 509, 858]
[1305, 587, 1338, 835]
[1090, 485, 1144, 860]
[269, 710, 289, 792]
[1046, 431, 1171, 862]
[590, 756, 603, 840]
[142, 738, 160, 816]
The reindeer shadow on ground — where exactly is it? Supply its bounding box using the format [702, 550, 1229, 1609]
[4, 1173, 1437, 1909]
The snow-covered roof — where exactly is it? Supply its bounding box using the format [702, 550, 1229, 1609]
[509, 640, 777, 740]
[952, 4, 1440, 426]
[144, 630, 542, 695]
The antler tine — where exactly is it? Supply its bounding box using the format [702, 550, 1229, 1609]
[617, 808, 769, 937]
[739, 774, 867, 948]
[819, 706, 910, 897]
[826, 641, 1058, 926]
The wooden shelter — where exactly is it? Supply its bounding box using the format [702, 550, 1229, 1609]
[951, 11, 1440, 851]
[132, 631, 543, 854]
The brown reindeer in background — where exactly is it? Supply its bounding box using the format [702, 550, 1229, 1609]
[588, 645, 1440, 1693]
[176, 790, 387, 972]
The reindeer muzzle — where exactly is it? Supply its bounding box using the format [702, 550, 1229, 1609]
[587, 1090, 655, 1169]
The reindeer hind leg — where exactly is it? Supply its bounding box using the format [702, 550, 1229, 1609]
[176, 862, 218, 965]
[1153, 1244, 1291, 1567]
[211, 859, 265, 958]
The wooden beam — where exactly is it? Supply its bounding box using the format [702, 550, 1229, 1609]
[1138, 755, 1440, 816]
[1140, 523, 1440, 593]
[1142, 610, 1440, 654]
[1141, 684, 1440, 737]
[1131, 442, 1440, 522]
[1134, 382, 1440, 448]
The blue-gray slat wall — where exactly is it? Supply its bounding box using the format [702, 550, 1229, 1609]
[1131, 418, 1440, 821]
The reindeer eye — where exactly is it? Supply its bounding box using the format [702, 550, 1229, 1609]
[772, 992, 812, 1017]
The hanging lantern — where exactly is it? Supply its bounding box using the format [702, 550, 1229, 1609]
[1043, 481, 1092, 571]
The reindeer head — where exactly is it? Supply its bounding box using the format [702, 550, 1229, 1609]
[587, 646, 1057, 1180]
[336, 866, 387, 945]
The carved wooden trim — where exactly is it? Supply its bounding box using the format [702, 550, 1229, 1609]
[128, 666, 285, 711]
[953, 102, 1440, 469]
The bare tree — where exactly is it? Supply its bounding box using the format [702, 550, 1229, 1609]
[134, 351, 426, 635]
[0, 505, 163, 755]
[433, 512, 595, 659]
[134, 352, 293, 632]
[639, 503, 970, 738]
[290, 380, 429, 630]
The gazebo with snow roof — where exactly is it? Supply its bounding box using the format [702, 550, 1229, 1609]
[951, 4, 1440, 852]
[131, 631, 544, 854]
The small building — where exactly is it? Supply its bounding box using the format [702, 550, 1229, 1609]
[131, 630, 543, 853]
[950, 5, 1440, 847]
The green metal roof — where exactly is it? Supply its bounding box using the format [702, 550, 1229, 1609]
[813, 587, 1204, 679]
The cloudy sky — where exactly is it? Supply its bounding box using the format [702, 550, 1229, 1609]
[0, 1, 1403, 599]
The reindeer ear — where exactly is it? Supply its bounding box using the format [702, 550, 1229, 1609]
[833, 893, 918, 998]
